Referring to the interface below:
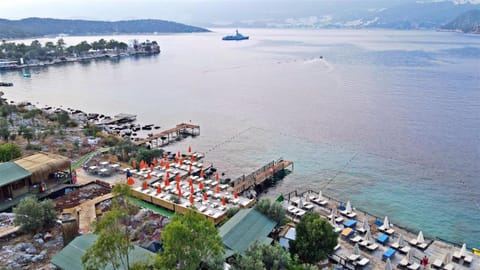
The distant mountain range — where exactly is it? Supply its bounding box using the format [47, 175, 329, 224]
[0, 18, 209, 39]
[204, 1, 480, 31]
[442, 9, 480, 33]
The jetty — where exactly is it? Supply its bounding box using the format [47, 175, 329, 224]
[134, 123, 200, 146]
[231, 158, 294, 193]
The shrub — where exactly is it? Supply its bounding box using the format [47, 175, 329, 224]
[14, 196, 58, 233]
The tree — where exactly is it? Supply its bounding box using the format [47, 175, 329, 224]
[14, 196, 58, 233]
[289, 212, 338, 264]
[0, 143, 22, 161]
[21, 127, 35, 144]
[82, 184, 141, 270]
[135, 148, 163, 166]
[56, 111, 70, 127]
[232, 242, 291, 270]
[255, 198, 286, 225]
[156, 210, 224, 270]
[0, 117, 10, 141]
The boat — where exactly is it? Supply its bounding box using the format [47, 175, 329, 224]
[222, 30, 249, 41]
[23, 73, 31, 78]
[0, 82, 13, 87]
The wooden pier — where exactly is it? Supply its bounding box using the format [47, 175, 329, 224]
[134, 123, 200, 146]
[231, 158, 294, 193]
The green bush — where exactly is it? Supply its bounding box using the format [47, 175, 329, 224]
[0, 143, 22, 161]
[14, 196, 58, 233]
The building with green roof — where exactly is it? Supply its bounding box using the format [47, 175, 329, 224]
[51, 234, 155, 270]
[0, 162, 31, 202]
[218, 208, 277, 259]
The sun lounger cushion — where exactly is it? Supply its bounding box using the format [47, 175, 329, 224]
[350, 235, 362, 243]
[464, 255, 473, 264]
[399, 257, 409, 267]
[367, 243, 378, 251]
[416, 242, 428, 250]
[432, 259, 443, 268]
[408, 262, 420, 270]
[443, 263, 454, 270]
[382, 248, 396, 260]
[391, 242, 400, 249]
[377, 233, 389, 244]
[357, 257, 369, 266]
[343, 220, 357, 228]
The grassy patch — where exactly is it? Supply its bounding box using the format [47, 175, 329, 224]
[127, 196, 174, 218]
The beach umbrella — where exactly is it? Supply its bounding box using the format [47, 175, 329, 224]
[384, 216, 390, 229]
[160, 159, 164, 167]
[397, 235, 405, 247]
[166, 162, 170, 169]
[156, 184, 161, 194]
[222, 197, 226, 206]
[417, 231, 424, 244]
[444, 251, 452, 265]
[200, 169, 204, 178]
[190, 185, 194, 194]
[176, 174, 181, 183]
[318, 190, 323, 199]
[165, 177, 170, 186]
[191, 155, 196, 162]
[127, 177, 135, 185]
[165, 171, 170, 180]
[132, 159, 137, 169]
[298, 197, 304, 209]
[385, 258, 392, 270]
[189, 165, 192, 173]
[142, 181, 147, 190]
[353, 243, 360, 255]
[180, 159, 183, 165]
[215, 172, 219, 181]
[364, 228, 373, 244]
[203, 192, 208, 201]
[331, 207, 337, 217]
[188, 146, 191, 153]
[147, 172, 152, 179]
[163, 153, 167, 159]
[199, 181, 204, 189]
[460, 243, 467, 257]
[150, 164, 154, 172]
[346, 200, 352, 213]
[189, 195, 194, 204]
[177, 151, 181, 158]
[188, 178, 193, 187]
[304, 193, 310, 202]
[215, 185, 220, 193]
[362, 218, 369, 231]
[153, 157, 157, 165]
[406, 249, 413, 263]
[234, 191, 238, 199]
[176, 181, 180, 190]
[178, 188, 182, 198]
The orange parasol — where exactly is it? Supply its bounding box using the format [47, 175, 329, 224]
[191, 155, 195, 162]
[132, 159, 137, 169]
[222, 197, 226, 206]
[190, 185, 194, 194]
[176, 174, 181, 183]
[142, 181, 147, 190]
[188, 146, 191, 153]
[234, 191, 238, 199]
[166, 162, 170, 169]
[147, 172, 152, 180]
[150, 164, 154, 172]
[157, 184, 161, 194]
[215, 173, 219, 181]
[165, 178, 170, 186]
[188, 178, 193, 187]
[189, 165, 192, 173]
[200, 170, 204, 178]
[177, 151, 181, 158]
[189, 195, 194, 204]
[160, 159, 164, 167]
[203, 192, 208, 201]
[153, 157, 157, 165]
[176, 181, 180, 190]
[127, 177, 135, 185]
[178, 188, 182, 198]
[215, 185, 220, 193]
[199, 181, 204, 189]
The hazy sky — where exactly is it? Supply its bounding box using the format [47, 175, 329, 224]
[0, 0, 478, 24]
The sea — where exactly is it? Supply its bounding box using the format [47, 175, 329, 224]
[1, 29, 479, 248]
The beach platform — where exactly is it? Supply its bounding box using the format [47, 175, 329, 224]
[134, 123, 200, 146]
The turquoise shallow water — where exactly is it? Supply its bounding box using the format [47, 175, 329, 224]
[1, 29, 479, 247]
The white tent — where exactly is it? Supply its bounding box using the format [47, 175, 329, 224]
[363, 218, 370, 231]
[318, 190, 323, 199]
[444, 251, 452, 265]
[364, 228, 373, 244]
[346, 200, 352, 213]
[397, 235, 405, 247]
[298, 197, 304, 209]
[406, 249, 415, 263]
[385, 258, 392, 270]
[417, 231, 425, 244]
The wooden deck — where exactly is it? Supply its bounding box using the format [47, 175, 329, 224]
[134, 123, 200, 146]
[232, 158, 294, 193]
[76, 193, 114, 234]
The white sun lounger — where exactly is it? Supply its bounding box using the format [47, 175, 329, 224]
[399, 257, 409, 268]
[443, 263, 454, 270]
[357, 257, 369, 266]
[400, 245, 411, 254]
[350, 235, 362, 243]
[367, 243, 378, 251]
[408, 262, 421, 270]
[432, 259, 443, 268]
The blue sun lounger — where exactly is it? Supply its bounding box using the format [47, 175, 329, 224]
[343, 219, 357, 228]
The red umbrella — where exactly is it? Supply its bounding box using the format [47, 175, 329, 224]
[234, 191, 238, 199]
[150, 164, 154, 172]
[188, 178, 193, 187]
[176, 174, 181, 183]
[132, 159, 137, 169]
[199, 181, 204, 190]
[166, 163, 170, 169]
[165, 178, 170, 186]
[189, 195, 194, 204]
[142, 181, 147, 190]
[177, 151, 181, 159]
[203, 192, 208, 201]
[165, 171, 170, 180]
[147, 172, 152, 180]
[127, 177, 135, 185]
[215, 185, 220, 193]
[178, 188, 182, 198]
[159, 159, 164, 167]
[189, 165, 192, 174]
[222, 197, 226, 206]
[191, 155, 196, 162]
[163, 153, 167, 159]
[176, 181, 180, 190]
[180, 159, 183, 166]
[153, 157, 158, 165]
[188, 146, 191, 153]
[190, 185, 194, 194]
[215, 172, 219, 181]
[157, 184, 161, 194]
[200, 170, 204, 178]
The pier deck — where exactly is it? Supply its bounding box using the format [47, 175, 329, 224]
[231, 158, 293, 193]
[134, 123, 200, 146]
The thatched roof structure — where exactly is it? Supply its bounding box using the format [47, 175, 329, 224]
[14, 152, 70, 184]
